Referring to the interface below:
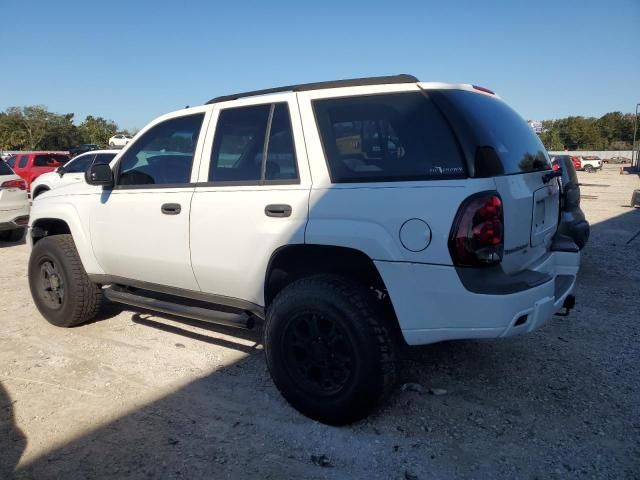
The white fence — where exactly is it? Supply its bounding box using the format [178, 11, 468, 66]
[548, 150, 633, 160]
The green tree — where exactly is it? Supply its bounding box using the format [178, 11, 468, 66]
[78, 116, 118, 146]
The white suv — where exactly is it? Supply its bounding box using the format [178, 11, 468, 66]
[26, 75, 580, 424]
[31, 150, 118, 198]
[0, 160, 29, 242]
[108, 134, 133, 148]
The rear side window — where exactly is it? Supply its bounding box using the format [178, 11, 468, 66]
[313, 92, 465, 183]
[440, 90, 550, 175]
[64, 154, 95, 173]
[94, 153, 116, 165]
[209, 103, 298, 184]
[0, 161, 13, 175]
[18, 155, 28, 168]
[117, 113, 204, 186]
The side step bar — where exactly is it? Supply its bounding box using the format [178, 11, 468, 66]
[103, 286, 255, 329]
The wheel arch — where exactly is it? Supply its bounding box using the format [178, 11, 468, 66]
[264, 244, 400, 331]
[30, 204, 104, 276]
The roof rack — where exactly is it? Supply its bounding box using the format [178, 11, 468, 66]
[205, 74, 419, 105]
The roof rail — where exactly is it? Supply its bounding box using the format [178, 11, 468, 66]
[205, 74, 419, 105]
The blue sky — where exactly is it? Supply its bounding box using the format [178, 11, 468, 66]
[1, 0, 638, 130]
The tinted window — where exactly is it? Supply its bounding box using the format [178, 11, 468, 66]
[209, 103, 298, 183]
[117, 113, 204, 186]
[94, 153, 116, 165]
[313, 93, 465, 183]
[34, 154, 65, 167]
[64, 154, 95, 173]
[441, 90, 551, 175]
[18, 155, 28, 168]
[7, 157, 16, 168]
[0, 161, 13, 175]
[266, 104, 298, 181]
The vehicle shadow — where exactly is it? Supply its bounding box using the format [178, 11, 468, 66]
[0, 382, 26, 478]
[0, 236, 26, 249]
[13, 208, 640, 479]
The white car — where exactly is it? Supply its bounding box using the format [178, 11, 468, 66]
[31, 150, 118, 199]
[108, 134, 133, 148]
[0, 160, 29, 242]
[26, 75, 580, 424]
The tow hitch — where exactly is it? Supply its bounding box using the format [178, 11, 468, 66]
[555, 294, 576, 317]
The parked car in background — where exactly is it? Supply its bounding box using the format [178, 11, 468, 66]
[69, 144, 100, 157]
[579, 155, 603, 172]
[0, 160, 29, 242]
[605, 156, 631, 164]
[31, 150, 118, 198]
[551, 156, 589, 249]
[108, 134, 133, 148]
[8, 152, 70, 191]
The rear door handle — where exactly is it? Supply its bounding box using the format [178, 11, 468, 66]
[265, 204, 292, 218]
[161, 203, 181, 215]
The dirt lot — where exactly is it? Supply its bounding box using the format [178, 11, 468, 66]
[2, 165, 639, 479]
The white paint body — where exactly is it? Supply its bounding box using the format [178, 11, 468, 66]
[28, 82, 580, 345]
[0, 172, 30, 227]
[108, 134, 133, 147]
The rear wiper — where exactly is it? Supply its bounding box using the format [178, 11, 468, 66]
[543, 169, 562, 183]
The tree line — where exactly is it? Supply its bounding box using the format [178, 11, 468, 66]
[0, 104, 637, 152]
[0, 105, 134, 151]
[538, 112, 637, 151]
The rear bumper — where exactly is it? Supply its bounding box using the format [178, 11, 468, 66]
[376, 250, 580, 345]
[0, 205, 30, 231]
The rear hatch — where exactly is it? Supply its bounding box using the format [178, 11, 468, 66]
[433, 89, 558, 274]
[0, 162, 28, 210]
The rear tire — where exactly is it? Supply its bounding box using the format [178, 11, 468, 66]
[264, 274, 397, 425]
[28, 234, 103, 327]
[0, 228, 25, 242]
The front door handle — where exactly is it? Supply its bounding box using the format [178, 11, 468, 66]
[161, 203, 181, 215]
[265, 204, 292, 218]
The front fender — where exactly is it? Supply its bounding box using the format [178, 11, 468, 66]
[29, 201, 104, 276]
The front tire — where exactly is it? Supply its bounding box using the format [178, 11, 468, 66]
[28, 234, 103, 327]
[584, 164, 595, 173]
[264, 275, 397, 425]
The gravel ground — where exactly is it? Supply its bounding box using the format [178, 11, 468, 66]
[1, 165, 639, 479]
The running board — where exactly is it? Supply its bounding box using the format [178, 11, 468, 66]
[103, 286, 255, 329]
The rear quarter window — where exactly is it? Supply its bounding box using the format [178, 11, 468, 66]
[313, 92, 466, 183]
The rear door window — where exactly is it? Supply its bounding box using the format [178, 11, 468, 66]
[313, 92, 465, 183]
[209, 102, 299, 184]
[18, 155, 28, 168]
[64, 154, 95, 173]
[94, 153, 116, 165]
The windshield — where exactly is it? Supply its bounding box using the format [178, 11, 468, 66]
[441, 90, 551, 175]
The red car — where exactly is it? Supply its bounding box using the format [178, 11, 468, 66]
[6, 152, 70, 191]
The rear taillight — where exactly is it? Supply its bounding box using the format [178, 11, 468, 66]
[449, 192, 504, 267]
[1, 179, 26, 190]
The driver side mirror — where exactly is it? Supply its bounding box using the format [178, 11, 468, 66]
[56, 166, 65, 177]
[85, 163, 114, 187]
